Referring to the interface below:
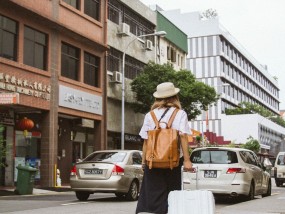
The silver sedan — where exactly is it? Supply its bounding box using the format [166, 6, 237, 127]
[70, 150, 144, 201]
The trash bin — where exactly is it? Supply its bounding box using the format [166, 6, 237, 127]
[15, 165, 38, 195]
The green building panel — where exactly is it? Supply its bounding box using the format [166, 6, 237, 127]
[156, 11, 188, 54]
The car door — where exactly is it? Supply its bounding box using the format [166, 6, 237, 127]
[253, 153, 269, 192]
[131, 152, 144, 188]
[247, 151, 263, 193]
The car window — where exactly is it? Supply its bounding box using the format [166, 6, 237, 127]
[190, 150, 238, 164]
[277, 154, 285, 165]
[240, 151, 258, 166]
[84, 152, 127, 162]
[132, 152, 142, 165]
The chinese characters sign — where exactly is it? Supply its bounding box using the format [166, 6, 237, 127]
[0, 93, 19, 104]
[0, 73, 51, 101]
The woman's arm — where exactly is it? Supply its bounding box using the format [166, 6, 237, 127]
[142, 139, 147, 169]
[180, 133, 193, 171]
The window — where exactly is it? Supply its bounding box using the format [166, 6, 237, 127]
[191, 150, 238, 164]
[0, 15, 18, 61]
[61, 43, 79, 80]
[84, 52, 100, 87]
[24, 26, 47, 70]
[84, 0, 100, 21]
[63, 0, 79, 9]
[132, 152, 142, 165]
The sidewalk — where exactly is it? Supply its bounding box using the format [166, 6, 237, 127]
[0, 185, 71, 197]
[218, 191, 285, 214]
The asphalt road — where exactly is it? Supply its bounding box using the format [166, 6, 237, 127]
[1, 179, 285, 214]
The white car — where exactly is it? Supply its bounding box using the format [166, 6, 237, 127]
[70, 150, 144, 201]
[184, 147, 271, 200]
[274, 151, 285, 187]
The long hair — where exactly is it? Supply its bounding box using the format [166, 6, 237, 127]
[151, 95, 181, 110]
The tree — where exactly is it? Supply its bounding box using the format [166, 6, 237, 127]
[225, 101, 285, 128]
[241, 136, 260, 154]
[130, 62, 219, 119]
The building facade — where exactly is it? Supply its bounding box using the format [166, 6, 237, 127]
[161, 10, 283, 154]
[106, 0, 157, 150]
[0, 0, 108, 187]
[156, 11, 188, 70]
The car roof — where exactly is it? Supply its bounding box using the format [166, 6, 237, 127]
[192, 147, 252, 152]
[92, 150, 142, 153]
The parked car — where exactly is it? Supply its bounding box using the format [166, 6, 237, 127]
[184, 147, 271, 200]
[70, 150, 144, 201]
[274, 151, 285, 187]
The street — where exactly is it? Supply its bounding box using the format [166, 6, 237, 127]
[0, 180, 285, 214]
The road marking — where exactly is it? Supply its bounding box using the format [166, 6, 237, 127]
[61, 202, 90, 206]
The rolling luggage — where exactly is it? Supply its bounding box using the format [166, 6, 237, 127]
[168, 167, 215, 214]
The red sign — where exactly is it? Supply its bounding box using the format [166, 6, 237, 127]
[0, 93, 19, 104]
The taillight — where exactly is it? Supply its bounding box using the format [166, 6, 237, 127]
[227, 168, 246, 174]
[112, 165, 124, 175]
[70, 165, 77, 176]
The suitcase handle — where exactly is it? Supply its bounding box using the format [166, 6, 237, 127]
[181, 166, 198, 190]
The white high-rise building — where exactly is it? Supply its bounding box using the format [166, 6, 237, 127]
[161, 10, 285, 155]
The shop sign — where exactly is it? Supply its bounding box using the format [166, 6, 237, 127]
[125, 134, 142, 143]
[0, 110, 14, 125]
[59, 85, 102, 115]
[0, 93, 19, 104]
[0, 73, 51, 101]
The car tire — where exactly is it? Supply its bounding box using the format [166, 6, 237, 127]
[262, 180, 271, 197]
[75, 191, 90, 201]
[126, 180, 139, 201]
[247, 182, 255, 201]
[115, 193, 126, 199]
[276, 180, 282, 187]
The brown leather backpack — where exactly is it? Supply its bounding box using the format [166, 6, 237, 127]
[146, 108, 180, 169]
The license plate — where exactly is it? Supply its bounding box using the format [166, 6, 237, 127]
[84, 169, 103, 175]
[204, 170, 217, 178]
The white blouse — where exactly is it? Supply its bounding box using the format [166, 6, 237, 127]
[139, 107, 192, 139]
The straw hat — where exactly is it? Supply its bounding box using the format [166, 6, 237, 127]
[153, 82, 180, 98]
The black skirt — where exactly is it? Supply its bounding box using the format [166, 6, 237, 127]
[135, 158, 183, 214]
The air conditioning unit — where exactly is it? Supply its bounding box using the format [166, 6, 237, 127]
[118, 23, 130, 36]
[112, 71, 122, 83]
[145, 40, 153, 50]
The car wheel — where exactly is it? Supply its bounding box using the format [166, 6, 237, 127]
[276, 180, 282, 187]
[126, 180, 139, 201]
[247, 182, 255, 201]
[262, 180, 271, 197]
[115, 193, 125, 199]
[75, 191, 90, 201]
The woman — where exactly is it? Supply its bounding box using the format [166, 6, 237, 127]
[136, 82, 193, 214]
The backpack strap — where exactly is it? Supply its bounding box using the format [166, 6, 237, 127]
[150, 111, 159, 129]
[167, 108, 179, 128]
[150, 107, 170, 129]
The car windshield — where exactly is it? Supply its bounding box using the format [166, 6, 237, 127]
[84, 152, 127, 163]
[277, 155, 285, 165]
[190, 150, 238, 164]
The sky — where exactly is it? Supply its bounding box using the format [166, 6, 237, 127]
[140, 0, 285, 110]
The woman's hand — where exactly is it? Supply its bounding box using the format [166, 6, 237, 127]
[183, 160, 193, 171]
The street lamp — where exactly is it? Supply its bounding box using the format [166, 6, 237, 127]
[121, 31, 167, 150]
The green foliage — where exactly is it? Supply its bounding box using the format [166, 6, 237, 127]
[130, 62, 219, 119]
[0, 124, 6, 168]
[225, 101, 285, 128]
[240, 136, 260, 154]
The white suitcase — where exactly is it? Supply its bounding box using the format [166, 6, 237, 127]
[168, 167, 215, 214]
